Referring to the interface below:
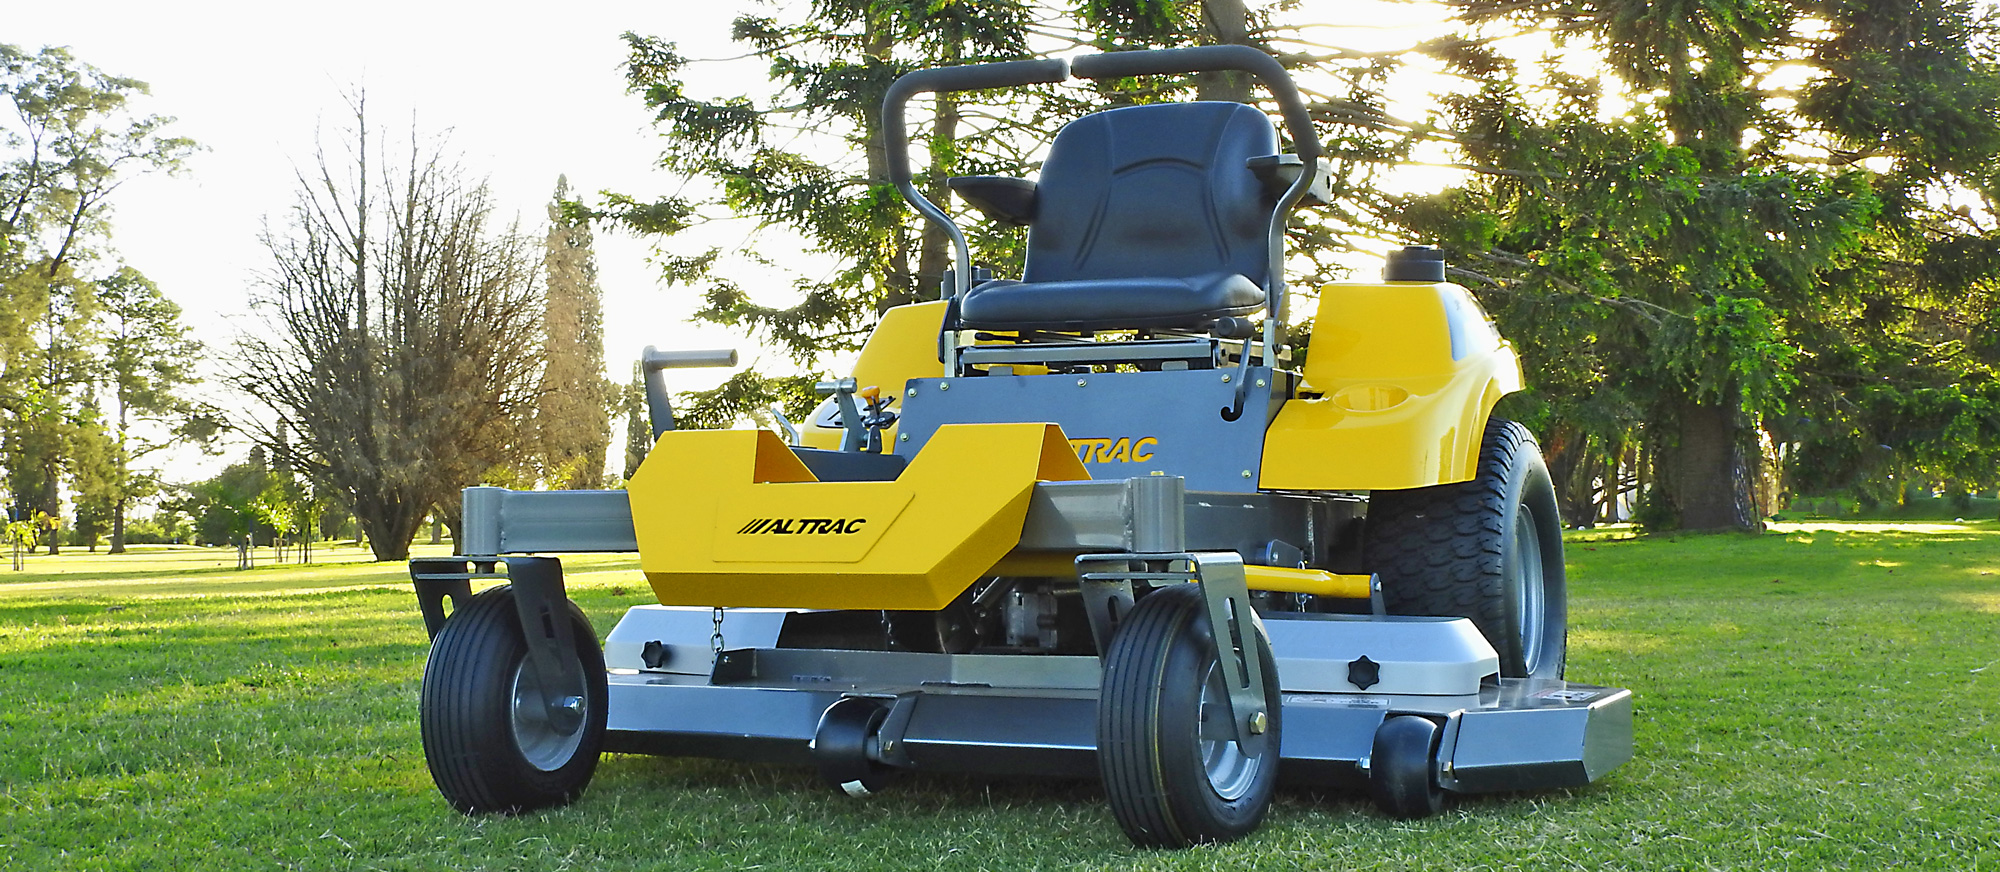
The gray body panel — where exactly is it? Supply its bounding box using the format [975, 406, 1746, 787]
[894, 368, 1284, 492]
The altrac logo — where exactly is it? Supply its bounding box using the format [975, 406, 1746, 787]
[734, 517, 869, 535]
[1069, 436, 1159, 464]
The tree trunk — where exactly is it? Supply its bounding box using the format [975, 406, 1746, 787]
[863, 13, 919, 314]
[109, 497, 127, 554]
[357, 498, 424, 562]
[444, 505, 465, 555]
[913, 92, 962, 300]
[1197, 0, 1253, 103]
[1543, 423, 1594, 527]
[40, 471, 59, 556]
[1656, 392, 1756, 531]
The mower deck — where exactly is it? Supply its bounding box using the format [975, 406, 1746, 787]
[595, 608, 1631, 793]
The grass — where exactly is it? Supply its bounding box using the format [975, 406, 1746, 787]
[2, 526, 1997, 870]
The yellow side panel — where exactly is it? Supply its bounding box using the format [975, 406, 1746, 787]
[800, 301, 949, 451]
[1261, 281, 1523, 491]
[630, 422, 1089, 610]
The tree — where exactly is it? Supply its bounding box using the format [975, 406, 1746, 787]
[233, 101, 545, 561]
[95, 266, 208, 552]
[1395, 0, 2000, 530]
[606, 2, 1034, 427]
[536, 176, 612, 488]
[185, 448, 284, 567]
[619, 365, 648, 482]
[0, 45, 196, 551]
[604, 2, 1417, 429]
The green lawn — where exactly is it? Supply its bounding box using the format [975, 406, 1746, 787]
[1, 525, 1996, 870]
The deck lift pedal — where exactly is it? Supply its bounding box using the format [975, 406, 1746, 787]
[409, 45, 1631, 848]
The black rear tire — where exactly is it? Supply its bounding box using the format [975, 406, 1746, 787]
[420, 585, 607, 814]
[1098, 584, 1280, 848]
[1364, 417, 1567, 678]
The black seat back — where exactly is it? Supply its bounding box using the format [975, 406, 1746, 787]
[1023, 102, 1278, 288]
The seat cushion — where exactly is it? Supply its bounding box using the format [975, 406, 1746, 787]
[958, 272, 1264, 331]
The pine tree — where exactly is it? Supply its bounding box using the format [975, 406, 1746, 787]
[1398, 0, 2000, 529]
[600, 2, 1403, 426]
[536, 175, 612, 489]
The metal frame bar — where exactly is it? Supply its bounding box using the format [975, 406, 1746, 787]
[449, 477, 1354, 561]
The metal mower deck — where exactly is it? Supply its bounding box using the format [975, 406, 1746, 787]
[593, 607, 1631, 792]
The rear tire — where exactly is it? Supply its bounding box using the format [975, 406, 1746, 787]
[1098, 584, 1280, 848]
[420, 585, 607, 813]
[1364, 417, 1567, 678]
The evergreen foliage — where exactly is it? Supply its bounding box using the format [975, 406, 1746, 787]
[1396, 0, 2000, 529]
[537, 175, 613, 489]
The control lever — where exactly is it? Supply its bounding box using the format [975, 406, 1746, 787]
[812, 378, 884, 454]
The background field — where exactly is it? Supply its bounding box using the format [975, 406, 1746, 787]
[2, 524, 1996, 870]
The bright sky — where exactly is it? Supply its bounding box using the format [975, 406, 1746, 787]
[10, 1, 1452, 484]
[10, 1, 767, 479]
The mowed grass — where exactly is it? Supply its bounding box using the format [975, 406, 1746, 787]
[1, 525, 1996, 870]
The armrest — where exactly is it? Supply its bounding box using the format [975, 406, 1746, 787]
[1247, 155, 1333, 206]
[947, 176, 1039, 226]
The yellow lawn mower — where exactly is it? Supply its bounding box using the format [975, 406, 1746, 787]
[409, 45, 1630, 848]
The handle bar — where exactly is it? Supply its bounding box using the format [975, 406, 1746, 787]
[641, 346, 738, 439]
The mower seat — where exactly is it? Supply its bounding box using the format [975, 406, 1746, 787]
[957, 102, 1279, 332]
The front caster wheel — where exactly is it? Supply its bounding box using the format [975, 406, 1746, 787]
[1098, 583, 1281, 848]
[813, 697, 900, 796]
[420, 585, 607, 814]
[1369, 715, 1445, 819]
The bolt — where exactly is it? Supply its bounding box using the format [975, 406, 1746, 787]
[906, 387, 917, 398]
[1076, 378, 1087, 387]
[1241, 470, 1253, 479]
[1248, 710, 1268, 735]
[899, 433, 909, 442]
[1256, 379, 1266, 388]
[939, 382, 949, 391]
[557, 695, 584, 713]
[1222, 374, 1232, 383]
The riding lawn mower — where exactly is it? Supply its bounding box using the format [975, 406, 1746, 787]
[408, 45, 1631, 848]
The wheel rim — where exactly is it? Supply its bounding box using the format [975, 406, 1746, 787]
[1509, 508, 1547, 674]
[1198, 661, 1263, 801]
[509, 660, 585, 772]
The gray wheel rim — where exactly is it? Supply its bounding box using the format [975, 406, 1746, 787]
[1509, 508, 1547, 674]
[509, 660, 585, 772]
[1198, 661, 1263, 800]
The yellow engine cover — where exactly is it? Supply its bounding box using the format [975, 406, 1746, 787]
[628, 422, 1088, 610]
